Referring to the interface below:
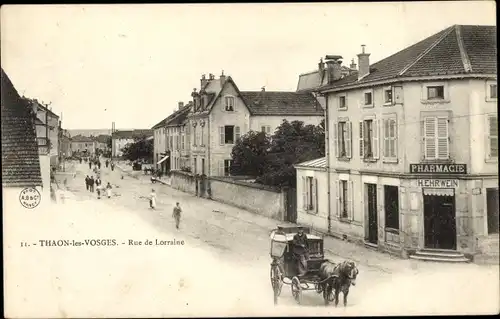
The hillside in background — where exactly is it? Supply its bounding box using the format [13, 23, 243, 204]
[67, 129, 113, 137]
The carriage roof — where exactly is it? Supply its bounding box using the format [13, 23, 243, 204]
[270, 225, 322, 242]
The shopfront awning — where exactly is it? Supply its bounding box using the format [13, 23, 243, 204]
[157, 155, 169, 165]
[423, 188, 455, 196]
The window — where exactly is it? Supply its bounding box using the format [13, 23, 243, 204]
[336, 179, 353, 219]
[490, 84, 497, 99]
[302, 176, 318, 213]
[193, 126, 197, 146]
[384, 88, 393, 104]
[487, 114, 498, 159]
[360, 119, 379, 159]
[339, 96, 347, 109]
[181, 127, 185, 150]
[423, 117, 449, 160]
[333, 121, 352, 158]
[219, 125, 240, 145]
[427, 86, 444, 100]
[201, 158, 205, 175]
[261, 125, 271, 134]
[364, 92, 372, 105]
[225, 96, 235, 111]
[193, 157, 197, 174]
[200, 126, 205, 146]
[384, 185, 399, 230]
[383, 117, 398, 161]
[224, 159, 232, 176]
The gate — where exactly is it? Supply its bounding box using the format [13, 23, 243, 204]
[285, 187, 297, 223]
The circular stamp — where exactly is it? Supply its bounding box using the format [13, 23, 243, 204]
[19, 187, 41, 209]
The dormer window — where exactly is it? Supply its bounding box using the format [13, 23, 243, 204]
[225, 96, 235, 111]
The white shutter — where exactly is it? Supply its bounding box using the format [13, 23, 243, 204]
[359, 121, 364, 158]
[383, 119, 389, 158]
[436, 117, 449, 159]
[348, 180, 354, 220]
[391, 118, 398, 159]
[335, 179, 340, 216]
[311, 178, 316, 212]
[219, 126, 224, 145]
[314, 178, 319, 214]
[218, 160, 224, 176]
[487, 115, 498, 159]
[346, 121, 352, 158]
[302, 176, 307, 210]
[373, 119, 379, 159]
[333, 122, 338, 158]
[424, 117, 437, 159]
[235, 126, 241, 143]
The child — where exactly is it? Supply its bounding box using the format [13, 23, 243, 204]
[149, 189, 157, 209]
[106, 182, 112, 198]
[172, 202, 182, 229]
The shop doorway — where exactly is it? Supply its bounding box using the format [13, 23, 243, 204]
[366, 183, 378, 244]
[486, 188, 499, 234]
[423, 189, 456, 250]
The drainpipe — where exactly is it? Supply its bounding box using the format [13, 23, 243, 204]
[321, 91, 331, 233]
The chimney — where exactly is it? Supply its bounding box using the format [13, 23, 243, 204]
[209, 73, 215, 80]
[200, 74, 207, 88]
[350, 58, 357, 71]
[357, 45, 370, 80]
[318, 58, 324, 72]
[261, 86, 265, 92]
[325, 55, 343, 84]
[178, 101, 184, 110]
[219, 70, 226, 88]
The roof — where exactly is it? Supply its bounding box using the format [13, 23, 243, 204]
[320, 25, 497, 91]
[112, 129, 153, 139]
[240, 91, 324, 116]
[94, 134, 110, 143]
[167, 103, 192, 127]
[1, 68, 43, 188]
[27, 98, 59, 118]
[294, 157, 327, 170]
[152, 103, 192, 129]
[71, 135, 94, 142]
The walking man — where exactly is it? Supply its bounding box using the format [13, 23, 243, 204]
[105, 160, 109, 168]
[85, 175, 90, 191]
[111, 162, 115, 171]
[89, 176, 95, 193]
[172, 202, 182, 229]
[88, 161, 92, 170]
[149, 189, 157, 209]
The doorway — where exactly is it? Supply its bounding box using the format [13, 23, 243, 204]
[486, 188, 499, 234]
[423, 189, 456, 250]
[366, 183, 378, 244]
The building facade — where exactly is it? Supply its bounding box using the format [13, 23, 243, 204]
[111, 129, 153, 158]
[71, 135, 96, 157]
[165, 102, 191, 172]
[297, 25, 498, 260]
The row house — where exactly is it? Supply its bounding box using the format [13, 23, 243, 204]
[152, 115, 169, 172]
[71, 135, 96, 156]
[165, 102, 192, 172]
[111, 129, 153, 158]
[186, 72, 324, 177]
[296, 25, 498, 260]
[1, 68, 44, 205]
[59, 129, 72, 158]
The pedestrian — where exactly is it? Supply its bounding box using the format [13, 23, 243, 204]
[89, 176, 95, 192]
[111, 162, 115, 171]
[98, 161, 101, 169]
[172, 202, 182, 229]
[95, 176, 102, 188]
[89, 161, 92, 169]
[105, 160, 109, 168]
[106, 182, 112, 198]
[85, 175, 90, 191]
[149, 189, 157, 209]
[79, 158, 82, 164]
[96, 184, 102, 199]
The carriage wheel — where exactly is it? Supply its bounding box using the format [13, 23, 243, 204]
[270, 265, 283, 304]
[291, 277, 302, 305]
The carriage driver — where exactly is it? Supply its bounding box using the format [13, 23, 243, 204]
[292, 226, 309, 276]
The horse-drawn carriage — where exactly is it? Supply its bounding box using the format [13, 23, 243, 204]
[269, 225, 359, 306]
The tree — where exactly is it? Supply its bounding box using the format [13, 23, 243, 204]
[255, 119, 325, 188]
[121, 136, 153, 162]
[106, 136, 112, 149]
[230, 130, 270, 176]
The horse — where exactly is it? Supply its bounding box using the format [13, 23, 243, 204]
[318, 260, 359, 307]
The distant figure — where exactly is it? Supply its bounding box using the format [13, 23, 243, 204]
[106, 182, 112, 198]
[98, 161, 101, 169]
[292, 226, 309, 276]
[96, 184, 102, 199]
[79, 158, 82, 164]
[172, 202, 182, 229]
[95, 177, 102, 187]
[85, 175, 90, 191]
[149, 189, 157, 209]
[89, 176, 95, 192]
[88, 161, 92, 169]
[111, 162, 115, 171]
[105, 160, 109, 168]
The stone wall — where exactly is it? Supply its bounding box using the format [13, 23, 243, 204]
[170, 170, 197, 195]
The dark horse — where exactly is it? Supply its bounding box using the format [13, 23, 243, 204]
[318, 260, 359, 307]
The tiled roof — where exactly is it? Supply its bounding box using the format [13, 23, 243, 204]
[167, 103, 192, 126]
[294, 157, 327, 169]
[94, 134, 110, 143]
[1, 68, 43, 188]
[320, 25, 496, 91]
[71, 135, 94, 142]
[112, 129, 153, 139]
[240, 91, 324, 116]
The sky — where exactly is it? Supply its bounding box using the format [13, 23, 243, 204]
[1, 2, 496, 130]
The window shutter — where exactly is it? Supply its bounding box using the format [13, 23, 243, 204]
[348, 180, 354, 220]
[394, 86, 404, 104]
[219, 126, 224, 145]
[311, 178, 316, 212]
[437, 117, 449, 159]
[345, 121, 352, 158]
[487, 115, 498, 159]
[335, 179, 340, 217]
[218, 160, 224, 176]
[391, 118, 398, 159]
[261, 126, 266, 133]
[373, 119, 380, 159]
[333, 122, 338, 158]
[424, 117, 437, 159]
[359, 121, 364, 158]
[235, 126, 241, 142]
[383, 119, 389, 158]
[314, 178, 319, 214]
[302, 176, 307, 210]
